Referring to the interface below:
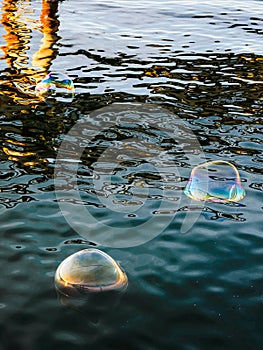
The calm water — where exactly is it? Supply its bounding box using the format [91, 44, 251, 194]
[0, 0, 263, 349]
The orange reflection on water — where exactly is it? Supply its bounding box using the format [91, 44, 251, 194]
[0, 0, 60, 102]
[32, 0, 60, 77]
[1, 0, 30, 72]
[0, 0, 61, 167]
[3, 146, 35, 157]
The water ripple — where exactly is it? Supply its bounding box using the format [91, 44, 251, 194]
[1, 1, 263, 349]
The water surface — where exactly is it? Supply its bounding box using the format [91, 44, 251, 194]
[0, 1, 263, 349]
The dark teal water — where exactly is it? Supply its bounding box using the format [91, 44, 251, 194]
[0, 1, 263, 349]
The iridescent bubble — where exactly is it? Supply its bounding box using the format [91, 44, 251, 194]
[55, 249, 128, 297]
[184, 160, 245, 203]
[35, 71, 74, 103]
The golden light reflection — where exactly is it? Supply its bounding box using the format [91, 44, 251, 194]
[1, 0, 30, 71]
[3, 147, 35, 157]
[0, 0, 61, 168]
[32, 0, 60, 77]
[144, 65, 172, 78]
[0, 0, 60, 102]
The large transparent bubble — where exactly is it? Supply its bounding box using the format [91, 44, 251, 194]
[184, 160, 245, 203]
[35, 71, 74, 103]
[55, 249, 128, 297]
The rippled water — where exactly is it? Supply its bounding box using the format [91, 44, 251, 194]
[0, 1, 263, 349]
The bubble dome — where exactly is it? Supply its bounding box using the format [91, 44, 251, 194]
[35, 71, 74, 102]
[184, 160, 245, 203]
[55, 249, 128, 296]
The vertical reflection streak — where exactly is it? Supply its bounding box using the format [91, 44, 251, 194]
[0, 0, 60, 101]
[33, 0, 60, 82]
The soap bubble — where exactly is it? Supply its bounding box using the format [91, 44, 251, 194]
[55, 249, 128, 297]
[35, 71, 74, 103]
[184, 160, 245, 203]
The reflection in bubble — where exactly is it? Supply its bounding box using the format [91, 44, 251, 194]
[35, 72, 74, 103]
[55, 249, 128, 297]
[184, 160, 245, 203]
